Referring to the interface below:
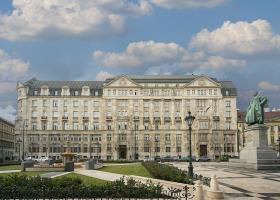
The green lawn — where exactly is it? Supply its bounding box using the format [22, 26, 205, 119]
[54, 173, 109, 186]
[98, 163, 153, 178]
[0, 165, 21, 171]
[0, 171, 45, 177]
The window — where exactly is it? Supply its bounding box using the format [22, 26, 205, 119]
[93, 123, 99, 130]
[73, 122, 79, 130]
[84, 111, 88, 117]
[31, 122, 37, 130]
[165, 146, 171, 152]
[62, 122, 68, 130]
[73, 101, 79, 107]
[213, 121, 219, 130]
[107, 134, 111, 141]
[94, 101, 99, 107]
[199, 121, 209, 129]
[32, 100, 37, 107]
[176, 146, 181, 153]
[31, 111, 37, 117]
[107, 123, 112, 130]
[53, 100, 58, 107]
[144, 123, 149, 130]
[34, 90, 38, 95]
[43, 99, 47, 107]
[73, 111, 79, 118]
[83, 122, 89, 130]
[93, 111, 99, 118]
[74, 91, 79, 96]
[225, 100, 231, 107]
[94, 91, 99, 96]
[176, 134, 182, 141]
[165, 134, 170, 141]
[226, 122, 231, 130]
[107, 143, 112, 152]
[144, 143, 150, 152]
[54, 90, 58, 96]
[42, 122, 47, 130]
[144, 134, 150, 141]
[52, 122, 58, 130]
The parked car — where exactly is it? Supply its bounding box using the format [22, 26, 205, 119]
[154, 156, 161, 162]
[181, 156, 197, 162]
[197, 156, 211, 162]
[160, 156, 172, 162]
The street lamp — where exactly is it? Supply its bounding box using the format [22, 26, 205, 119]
[16, 138, 22, 161]
[185, 111, 195, 179]
[277, 136, 280, 158]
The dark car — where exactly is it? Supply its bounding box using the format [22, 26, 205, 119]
[161, 156, 172, 162]
[154, 156, 161, 162]
[181, 156, 197, 162]
[197, 156, 211, 162]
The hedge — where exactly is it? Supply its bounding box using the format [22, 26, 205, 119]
[0, 174, 170, 199]
[142, 161, 193, 184]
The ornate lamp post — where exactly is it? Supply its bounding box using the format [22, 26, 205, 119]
[277, 136, 280, 158]
[185, 111, 195, 178]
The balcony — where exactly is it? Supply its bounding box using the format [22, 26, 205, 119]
[93, 117, 99, 121]
[62, 116, 68, 121]
[213, 116, 220, 121]
[83, 116, 89, 121]
[164, 117, 171, 122]
[226, 117, 232, 121]
[41, 116, 47, 120]
[73, 117, 79, 121]
[175, 117, 181, 122]
[133, 116, 140, 121]
[143, 117, 150, 122]
[106, 116, 113, 121]
[153, 117, 161, 122]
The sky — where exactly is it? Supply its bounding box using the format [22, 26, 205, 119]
[0, 0, 280, 122]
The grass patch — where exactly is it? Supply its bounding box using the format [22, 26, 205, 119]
[98, 163, 153, 178]
[0, 165, 21, 171]
[55, 173, 109, 186]
[0, 171, 46, 177]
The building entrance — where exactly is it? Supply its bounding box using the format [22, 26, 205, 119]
[200, 145, 207, 156]
[118, 145, 127, 159]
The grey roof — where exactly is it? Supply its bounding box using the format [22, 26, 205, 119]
[104, 74, 219, 84]
[220, 81, 237, 96]
[0, 116, 15, 127]
[24, 78, 103, 89]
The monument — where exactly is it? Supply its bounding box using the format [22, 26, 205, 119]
[230, 92, 280, 170]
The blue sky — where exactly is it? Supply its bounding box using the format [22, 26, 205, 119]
[0, 0, 280, 121]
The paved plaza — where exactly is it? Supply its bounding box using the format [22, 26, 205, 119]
[172, 162, 280, 200]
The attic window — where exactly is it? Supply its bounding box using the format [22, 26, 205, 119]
[34, 90, 38, 95]
[94, 91, 99, 96]
[74, 91, 79, 96]
[54, 90, 58, 96]
[225, 90, 229, 96]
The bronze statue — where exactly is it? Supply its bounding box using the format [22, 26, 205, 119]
[245, 92, 268, 125]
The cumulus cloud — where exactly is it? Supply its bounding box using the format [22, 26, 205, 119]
[0, 0, 152, 41]
[258, 81, 280, 92]
[95, 70, 114, 81]
[190, 19, 280, 55]
[150, 0, 227, 9]
[0, 105, 16, 122]
[0, 48, 29, 81]
[93, 40, 246, 70]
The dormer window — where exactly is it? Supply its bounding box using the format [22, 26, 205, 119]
[94, 91, 99, 96]
[54, 90, 58, 96]
[62, 86, 70, 96]
[82, 86, 90, 96]
[74, 91, 79, 96]
[34, 90, 38, 95]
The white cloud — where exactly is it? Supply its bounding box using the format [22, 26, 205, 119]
[0, 0, 152, 41]
[93, 40, 187, 68]
[150, 0, 227, 9]
[0, 82, 16, 94]
[190, 19, 280, 55]
[0, 49, 29, 81]
[93, 40, 246, 70]
[0, 105, 16, 122]
[95, 70, 114, 81]
[258, 81, 280, 92]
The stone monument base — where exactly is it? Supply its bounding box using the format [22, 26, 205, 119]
[229, 124, 280, 170]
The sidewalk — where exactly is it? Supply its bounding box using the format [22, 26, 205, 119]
[0, 170, 21, 173]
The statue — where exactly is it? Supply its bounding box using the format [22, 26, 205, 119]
[245, 92, 268, 125]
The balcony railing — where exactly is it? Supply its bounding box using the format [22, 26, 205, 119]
[62, 116, 68, 121]
[83, 116, 89, 121]
[153, 117, 161, 122]
[213, 116, 220, 121]
[106, 116, 113, 121]
[133, 116, 140, 121]
[41, 116, 47, 120]
[143, 117, 150, 122]
[175, 117, 181, 122]
[226, 117, 232, 121]
[93, 117, 99, 121]
[164, 117, 171, 122]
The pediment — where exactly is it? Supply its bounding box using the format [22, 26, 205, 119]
[184, 76, 220, 88]
[104, 75, 140, 88]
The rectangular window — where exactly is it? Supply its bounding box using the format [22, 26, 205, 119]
[73, 101, 79, 107]
[226, 122, 231, 130]
[144, 143, 150, 152]
[107, 134, 111, 141]
[73, 111, 79, 118]
[73, 122, 79, 130]
[94, 101, 99, 107]
[52, 111, 58, 118]
[144, 134, 150, 141]
[32, 100, 37, 107]
[52, 122, 58, 130]
[165, 134, 171, 141]
[199, 121, 209, 129]
[53, 100, 58, 107]
[176, 146, 181, 153]
[165, 146, 171, 152]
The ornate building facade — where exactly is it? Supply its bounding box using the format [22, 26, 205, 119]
[0, 117, 15, 162]
[15, 75, 237, 160]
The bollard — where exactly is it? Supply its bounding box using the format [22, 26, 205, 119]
[194, 180, 205, 200]
[207, 174, 224, 199]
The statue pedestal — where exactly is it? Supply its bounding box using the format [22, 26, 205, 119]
[229, 124, 280, 170]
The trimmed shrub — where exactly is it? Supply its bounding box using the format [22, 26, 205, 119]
[142, 161, 193, 184]
[102, 160, 139, 163]
[0, 174, 169, 199]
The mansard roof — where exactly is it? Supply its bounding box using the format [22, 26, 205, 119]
[24, 78, 103, 89]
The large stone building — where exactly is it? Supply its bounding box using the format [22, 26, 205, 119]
[15, 75, 237, 160]
[0, 117, 15, 162]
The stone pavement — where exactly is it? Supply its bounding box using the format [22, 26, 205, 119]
[172, 162, 280, 200]
[40, 171, 71, 178]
